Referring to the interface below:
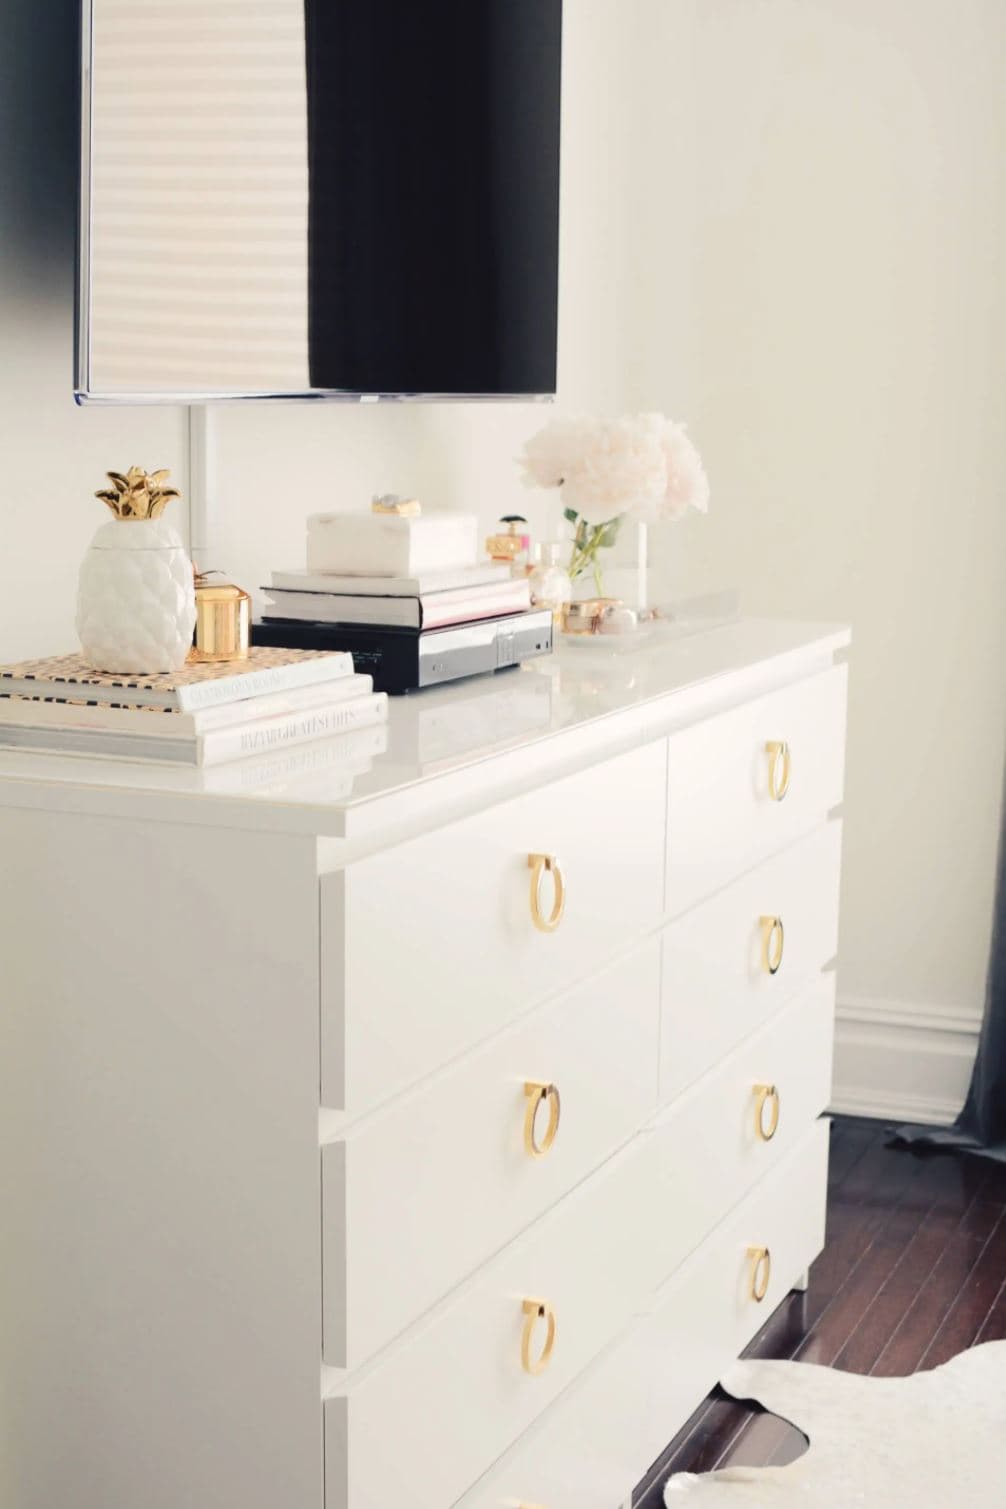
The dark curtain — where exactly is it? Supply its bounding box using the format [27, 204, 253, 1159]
[891, 764, 1006, 1161]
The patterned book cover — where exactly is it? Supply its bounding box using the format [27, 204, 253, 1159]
[0, 647, 351, 712]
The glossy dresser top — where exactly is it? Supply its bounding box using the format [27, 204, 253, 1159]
[0, 618, 849, 840]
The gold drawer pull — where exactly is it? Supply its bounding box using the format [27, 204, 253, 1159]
[747, 1246, 772, 1303]
[753, 1083, 780, 1141]
[524, 1081, 561, 1158]
[765, 740, 791, 801]
[759, 915, 785, 975]
[527, 854, 565, 933]
[521, 1297, 557, 1375]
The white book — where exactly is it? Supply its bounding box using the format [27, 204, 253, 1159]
[0, 693, 389, 767]
[0, 674, 374, 737]
[0, 647, 354, 712]
[306, 511, 477, 577]
[262, 578, 531, 630]
[271, 564, 511, 596]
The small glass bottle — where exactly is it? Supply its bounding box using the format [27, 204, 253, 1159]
[485, 514, 532, 576]
[528, 542, 572, 623]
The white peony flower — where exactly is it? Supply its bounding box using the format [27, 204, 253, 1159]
[519, 411, 709, 524]
[519, 416, 597, 490]
[561, 416, 666, 520]
[629, 413, 710, 523]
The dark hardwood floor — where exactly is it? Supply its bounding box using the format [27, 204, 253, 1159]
[633, 1116, 1006, 1505]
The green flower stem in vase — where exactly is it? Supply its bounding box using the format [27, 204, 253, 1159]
[564, 509, 623, 596]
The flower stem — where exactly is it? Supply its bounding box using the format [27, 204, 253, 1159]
[567, 517, 618, 593]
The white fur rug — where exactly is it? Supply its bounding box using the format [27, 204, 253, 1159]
[665, 1341, 1006, 1505]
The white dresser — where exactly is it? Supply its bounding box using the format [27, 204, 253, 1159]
[0, 619, 848, 1509]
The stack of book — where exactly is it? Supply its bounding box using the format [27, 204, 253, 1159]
[264, 506, 535, 629]
[0, 648, 387, 767]
[254, 506, 554, 693]
[261, 563, 530, 631]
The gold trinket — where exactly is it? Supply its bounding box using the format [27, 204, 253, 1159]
[561, 597, 620, 635]
[190, 572, 251, 662]
[371, 494, 422, 517]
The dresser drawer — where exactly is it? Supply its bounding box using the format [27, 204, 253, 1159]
[323, 1131, 670, 1509]
[661, 820, 842, 1100]
[456, 1121, 830, 1509]
[666, 664, 847, 916]
[322, 939, 660, 1370]
[650, 977, 833, 1274]
[320, 740, 666, 1115]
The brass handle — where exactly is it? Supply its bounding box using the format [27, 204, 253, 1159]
[524, 1081, 561, 1158]
[747, 1246, 772, 1303]
[753, 1083, 780, 1141]
[520, 1298, 557, 1375]
[759, 915, 785, 975]
[765, 740, 791, 801]
[527, 854, 566, 933]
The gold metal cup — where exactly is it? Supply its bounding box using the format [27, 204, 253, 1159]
[191, 577, 251, 662]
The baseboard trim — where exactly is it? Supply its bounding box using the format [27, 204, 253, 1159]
[830, 994, 981, 1128]
[828, 1086, 967, 1127]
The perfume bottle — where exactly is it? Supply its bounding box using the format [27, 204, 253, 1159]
[486, 514, 532, 576]
[528, 542, 572, 623]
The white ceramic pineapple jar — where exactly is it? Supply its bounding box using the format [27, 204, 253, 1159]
[76, 467, 196, 674]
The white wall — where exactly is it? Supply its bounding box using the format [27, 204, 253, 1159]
[2, 1, 1004, 1119]
[640, 0, 1006, 1119]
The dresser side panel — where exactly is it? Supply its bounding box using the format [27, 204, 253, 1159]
[0, 808, 323, 1509]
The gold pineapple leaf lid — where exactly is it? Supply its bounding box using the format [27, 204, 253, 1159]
[95, 465, 181, 520]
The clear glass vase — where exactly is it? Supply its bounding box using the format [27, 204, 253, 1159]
[566, 517, 648, 609]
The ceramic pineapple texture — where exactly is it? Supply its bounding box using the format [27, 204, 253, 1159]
[76, 465, 196, 674]
[77, 519, 196, 673]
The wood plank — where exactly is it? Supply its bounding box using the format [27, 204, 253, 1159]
[793, 1208, 931, 1366]
[831, 1153, 992, 1373]
[830, 1206, 962, 1374]
[918, 1208, 1006, 1368]
[871, 1197, 1005, 1375]
[826, 1119, 876, 1191]
[972, 1158, 1006, 1205]
[831, 1128, 929, 1208]
[976, 1275, 1006, 1344]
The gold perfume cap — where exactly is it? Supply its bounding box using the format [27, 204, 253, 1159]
[191, 574, 251, 662]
